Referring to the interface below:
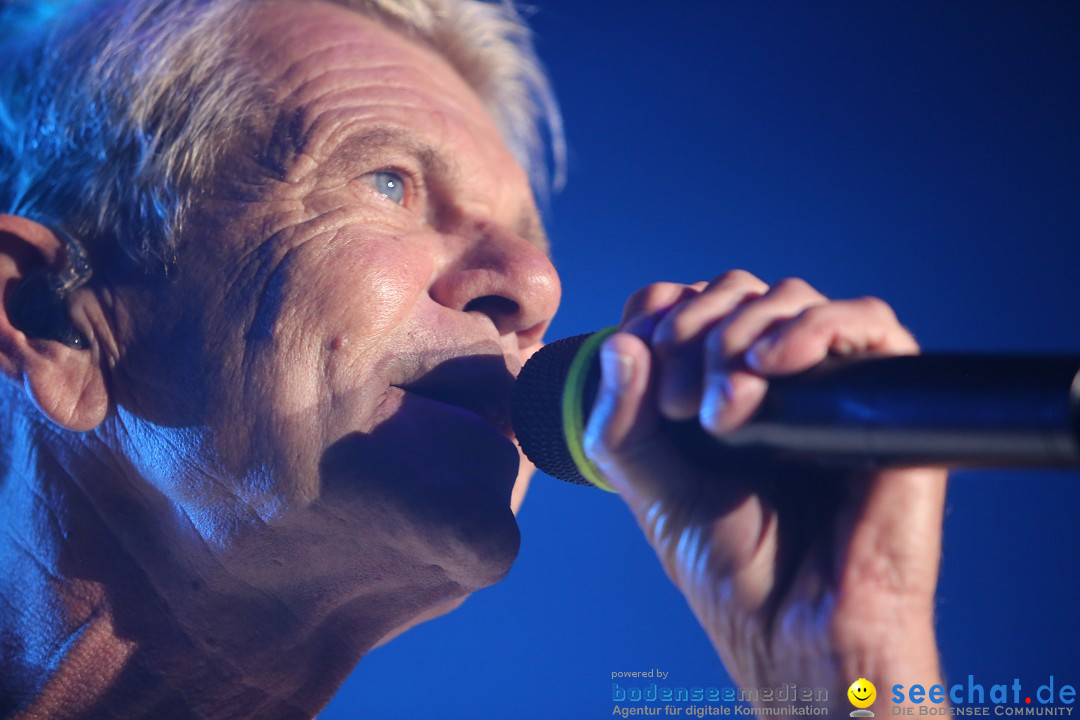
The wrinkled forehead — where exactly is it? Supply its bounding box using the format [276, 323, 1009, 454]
[243, 1, 458, 92]
[235, 1, 522, 182]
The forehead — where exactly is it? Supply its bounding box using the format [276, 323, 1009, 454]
[239, 0, 521, 182]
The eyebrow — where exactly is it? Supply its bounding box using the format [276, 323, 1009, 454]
[316, 127, 448, 181]
[310, 126, 550, 253]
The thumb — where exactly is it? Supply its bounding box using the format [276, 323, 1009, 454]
[583, 331, 775, 615]
[583, 331, 704, 507]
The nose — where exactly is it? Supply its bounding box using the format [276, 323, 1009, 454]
[429, 221, 561, 350]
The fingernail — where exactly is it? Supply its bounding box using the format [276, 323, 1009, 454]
[600, 342, 633, 392]
[700, 371, 734, 429]
[746, 333, 777, 372]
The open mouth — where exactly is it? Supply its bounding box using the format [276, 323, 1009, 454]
[393, 386, 513, 438]
[392, 353, 516, 438]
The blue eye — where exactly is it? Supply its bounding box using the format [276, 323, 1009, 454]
[371, 170, 405, 204]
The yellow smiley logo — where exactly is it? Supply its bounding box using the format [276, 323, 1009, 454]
[848, 678, 877, 709]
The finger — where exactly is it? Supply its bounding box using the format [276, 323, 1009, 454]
[583, 331, 703, 502]
[700, 278, 828, 434]
[699, 365, 769, 436]
[620, 281, 707, 331]
[712, 277, 829, 357]
[652, 270, 769, 420]
[584, 331, 773, 606]
[745, 296, 918, 376]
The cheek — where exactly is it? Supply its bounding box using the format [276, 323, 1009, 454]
[265, 234, 433, 388]
[314, 238, 434, 417]
[311, 237, 433, 341]
[228, 237, 434, 502]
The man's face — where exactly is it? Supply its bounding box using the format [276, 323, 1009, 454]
[112, 1, 560, 606]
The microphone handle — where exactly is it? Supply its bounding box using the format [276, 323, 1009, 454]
[583, 353, 1080, 469]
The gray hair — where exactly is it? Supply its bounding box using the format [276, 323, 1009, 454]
[0, 0, 564, 275]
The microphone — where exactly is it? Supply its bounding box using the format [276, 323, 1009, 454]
[511, 327, 1080, 489]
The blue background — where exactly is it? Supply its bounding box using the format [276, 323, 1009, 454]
[324, 2, 1080, 717]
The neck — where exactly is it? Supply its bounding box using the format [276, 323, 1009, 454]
[0, 404, 460, 719]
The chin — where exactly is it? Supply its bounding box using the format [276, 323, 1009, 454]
[320, 440, 521, 583]
[406, 477, 523, 591]
[374, 595, 471, 648]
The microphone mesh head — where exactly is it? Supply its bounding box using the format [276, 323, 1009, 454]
[512, 332, 597, 486]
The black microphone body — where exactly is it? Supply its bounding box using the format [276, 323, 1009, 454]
[511, 330, 1080, 487]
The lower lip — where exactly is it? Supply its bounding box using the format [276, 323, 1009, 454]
[370, 386, 522, 498]
[397, 388, 514, 440]
[390, 386, 516, 444]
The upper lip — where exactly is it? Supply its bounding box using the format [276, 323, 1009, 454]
[393, 353, 517, 437]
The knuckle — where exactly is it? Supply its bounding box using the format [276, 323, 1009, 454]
[667, 308, 703, 344]
[714, 268, 753, 284]
[797, 302, 834, 325]
[789, 304, 851, 346]
[713, 268, 766, 290]
[624, 282, 682, 316]
[855, 295, 897, 321]
[773, 276, 817, 296]
[645, 282, 686, 303]
[651, 301, 697, 349]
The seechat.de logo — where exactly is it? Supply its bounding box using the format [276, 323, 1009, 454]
[849, 678, 878, 717]
[892, 675, 1076, 715]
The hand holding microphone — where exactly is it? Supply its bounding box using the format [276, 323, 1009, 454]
[515, 327, 1080, 489]
[517, 271, 950, 713]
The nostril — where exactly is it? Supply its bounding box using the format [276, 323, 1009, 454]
[464, 295, 524, 335]
[463, 294, 520, 320]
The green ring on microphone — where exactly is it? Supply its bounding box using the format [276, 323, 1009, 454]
[563, 326, 619, 493]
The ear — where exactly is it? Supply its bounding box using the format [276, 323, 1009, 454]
[0, 215, 109, 431]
